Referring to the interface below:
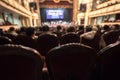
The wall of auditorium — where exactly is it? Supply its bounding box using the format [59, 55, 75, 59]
[77, 0, 120, 26]
[89, 0, 120, 25]
[40, 1, 73, 8]
[0, 12, 4, 25]
[4, 12, 13, 24]
[77, 0, 93, 26]
[0, 0, 34, 28]
[13, 15, 22, 27]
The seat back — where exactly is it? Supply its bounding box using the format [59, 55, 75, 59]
[77, 30, 84, 36]
[0, 36, 12, 45]
[3, 34, 17, 43]
[97, 42, 120, 80]
[46, 43, 96, 80]
[103, 30, 120, 45]
[0, 44, 44, 80]
[15, 34, 36, 49]
[60, 33, 80, 45]
[37, 33, 59, 56]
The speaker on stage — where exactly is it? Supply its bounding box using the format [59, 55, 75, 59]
[29, 2, 37, 11]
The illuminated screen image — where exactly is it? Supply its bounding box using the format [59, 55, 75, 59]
[46, 9, 64, 19]
[40, 8, 72, 22]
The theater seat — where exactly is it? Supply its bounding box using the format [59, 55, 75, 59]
[15, 34, 36, 49]
[3, 34, 16, 44]
[60, 33, 80, 45]
[0, 44, 44, 80]
[102, 30, 120, 46]
[46, 43, 96, 80]
[37, 33, 59, 56]
[97, 41, 120, 80]
[0, 36, 12, 45]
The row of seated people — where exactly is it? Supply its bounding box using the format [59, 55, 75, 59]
[0, 41, 120, 80]
[0, 24, 120, 80]
[0, 24, 120, 54]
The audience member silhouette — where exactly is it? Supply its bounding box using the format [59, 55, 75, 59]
[76, 25, 84, 36]
[7, 27, 17, 35]
[41, 25, 50, 33]
[53, 25, 63, 39]
[25, 27, 37, 39]
[66, 26, 76, 33]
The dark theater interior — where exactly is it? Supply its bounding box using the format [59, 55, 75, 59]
[0, 0, 120, 80]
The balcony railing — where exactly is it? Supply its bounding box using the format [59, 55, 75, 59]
[78, 13, 85, 18]
[89, 3, 120, 17]
[1, 0, 31, 16]
[96, 0, 120, 9]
